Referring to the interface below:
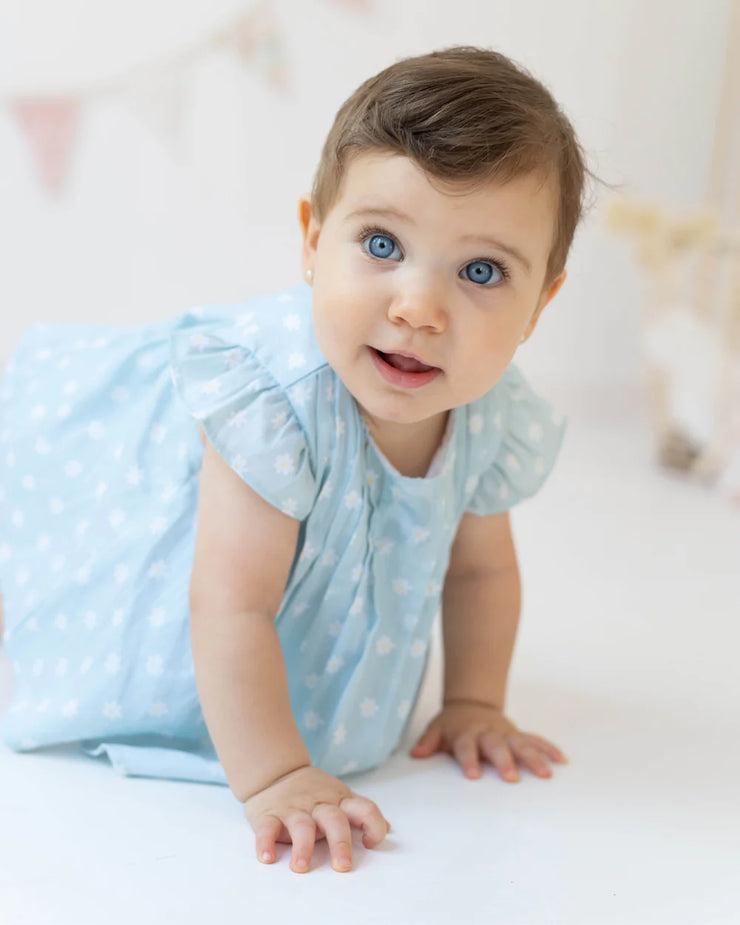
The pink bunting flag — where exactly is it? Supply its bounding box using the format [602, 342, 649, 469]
[11, 97, 81, 197]
[226, 1, 288, 90]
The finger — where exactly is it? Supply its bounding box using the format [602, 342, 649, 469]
[479, 734, 519, 782]
[509, 739, 553, 778]
[339, 795, 389, 849]
[452, 735, 482, 779]
[254, 814, 282, 864]
[285, 813, 317, 873]
[410, 724, 442, 757]
[312, 804, 353, 873]
[525, 734, 568, 763]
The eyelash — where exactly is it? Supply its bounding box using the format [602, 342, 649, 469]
[356, 223, 511, 283]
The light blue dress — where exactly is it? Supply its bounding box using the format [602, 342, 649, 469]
[0, 283, 565, 784]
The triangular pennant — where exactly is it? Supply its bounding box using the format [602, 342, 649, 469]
[11, 97, 81, 196]
[122, 55, 194, 160]
[223, 1, 289, 91]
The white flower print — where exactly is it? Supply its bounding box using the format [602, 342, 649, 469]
[341, 761, 358, 774]
[15, 567, 29, 586]
[149, 702, 169, 717]
[376, 635, 396, 655]
[305, 674, 319, 689]
[176, 442, 188, 460]
[92, 337, 109, 349]
[349, 597, 364, 616]
[366, 470, 379, 486]
[360, 698, 379, 718]
[410, 639, 427, 658]
[32, 659, 44, 677]
[114, 564, 129, 584]
[325, 382, 336, 403]
[35, 348, 52, 361]
[150, 424, 167, 443]
[228, 409, 249, 429]
[88, 421, 105, 440]
[112, 609, 125, 627]
[61, 699, 79, 718]
[65, 460, 83, 478]
[534, 457, 545, 476]
[298, 541, 316, 564]
[161, 482, 177, 502]
[344, 490, 361, 510]
[376, 537, 393, 555]
[318, 480, 331, 501]
[103, 702, 123, 720]
[235, 310, 256, 329]
[326, 655, 343, 674]
[189, 332, 211, 348]
[335, 416, 346, 437]
[146, 655, 164, 676]
[293, 602, 308, 615]
[393, 578, 412, 596]
[83, 611, 97, 630]
[505, 454, 521, 473]
[95, 481, 108, 500]
[271, 410, 287, 429]
[25, 617, 40, 632]
[75, 565, 91, 585]
[79, 656, 94, 674]
[113, 444, 124, 460]
[35, 436, 51, 455]
[283, 313, 300, 331]
[104, 653, 121, 674]
[224, 348, 243, 368]
[499, 483, 510, 501]
[53, 613, 68, 631]
[397, 700, 411, 719]
[425, 580, 441, 598]
[277, 292, 293, 303]
[31, 405, 46, 419]
[280, 499, 298, 521]
[51, 556, 66, 573]
[150, 516, 168, 536]
[528, 421, 544, 442]
[469, 413, 484, 435]
[328, 620, 342, 637]
[304, 712, 322, 730]
[126, 466, 144, 486]
[351, 564, 363, 582]
[392, 486, 402, 501]
[112, 386, 129, 402]
[288, 352, 306, 370]
[411, 526, 430, 544]
[200, 379, 222, 396]
[0, 544, 9, 563]
[149, 607, 167, 628]
[49, 498, 64, 515]
[147, 560, 167, 579]
[332, 724, 347, 745]
[292, 382, 309, 406]
[109, 508, 126, 528]
[274, 453, 296, 476]
[321, 550, 338, 567]
[62, 380, 78, 396]
[465, 475, 479, 495]
[494, 411, 503, 430]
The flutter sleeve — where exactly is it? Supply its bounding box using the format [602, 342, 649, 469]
[465, 365, 566, 516]
[169, 324, 317, 520]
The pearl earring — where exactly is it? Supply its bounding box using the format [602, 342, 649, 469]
[306, 269, 313, 281]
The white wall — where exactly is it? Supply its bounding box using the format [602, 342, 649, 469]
[0, 0, 732, 395]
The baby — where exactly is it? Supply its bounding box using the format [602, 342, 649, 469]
[0, 46, 590, 873]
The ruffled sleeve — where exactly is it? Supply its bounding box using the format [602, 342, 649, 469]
[169, 324, 317, 520]
[464, 365, 566, 516]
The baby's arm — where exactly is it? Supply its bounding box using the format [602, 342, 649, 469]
[189, 438, 389, 871]
[410, 510, 567, 780]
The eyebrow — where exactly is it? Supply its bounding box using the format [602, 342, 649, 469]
[345, 205, 532, 275]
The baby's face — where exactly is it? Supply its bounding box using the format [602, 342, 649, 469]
[301, 151, 565, 430]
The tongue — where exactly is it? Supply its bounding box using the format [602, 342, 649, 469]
[383, 352, 432, 373]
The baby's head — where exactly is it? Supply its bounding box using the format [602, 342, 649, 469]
[310, 45, 588, 289]
[299, 47, 592, 431]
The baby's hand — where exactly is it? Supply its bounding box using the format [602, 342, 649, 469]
[242, 765, 391, 873]
[410, 701, 567, 782]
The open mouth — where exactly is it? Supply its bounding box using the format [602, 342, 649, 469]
[370, 348, 441, 389]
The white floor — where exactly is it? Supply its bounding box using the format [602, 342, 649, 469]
[1, 394, 739, 925]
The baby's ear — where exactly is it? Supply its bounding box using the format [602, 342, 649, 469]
[522, 269, 567, 343]
[297, 196, 321, 251]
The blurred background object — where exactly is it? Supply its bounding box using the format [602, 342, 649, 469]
[606, 0, 740, 506]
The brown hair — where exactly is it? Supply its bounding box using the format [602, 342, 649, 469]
[311, 46, 597, 286]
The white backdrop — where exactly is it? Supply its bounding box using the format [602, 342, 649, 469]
[0, 0, 732, 395]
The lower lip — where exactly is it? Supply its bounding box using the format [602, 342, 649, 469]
[369, 348, 441, 390]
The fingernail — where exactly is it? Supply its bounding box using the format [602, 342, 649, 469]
[336, 855, 352, 870]
[260, 851, 273, 863]
[294, 858, 308, 871]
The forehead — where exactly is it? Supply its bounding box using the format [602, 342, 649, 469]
[331, 151, 557, 264]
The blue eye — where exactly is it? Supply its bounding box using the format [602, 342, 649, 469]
[462, 261, 502, 286]
[364, 233, 401, 261]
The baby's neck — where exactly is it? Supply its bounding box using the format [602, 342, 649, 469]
[360, 409, 450, 478]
